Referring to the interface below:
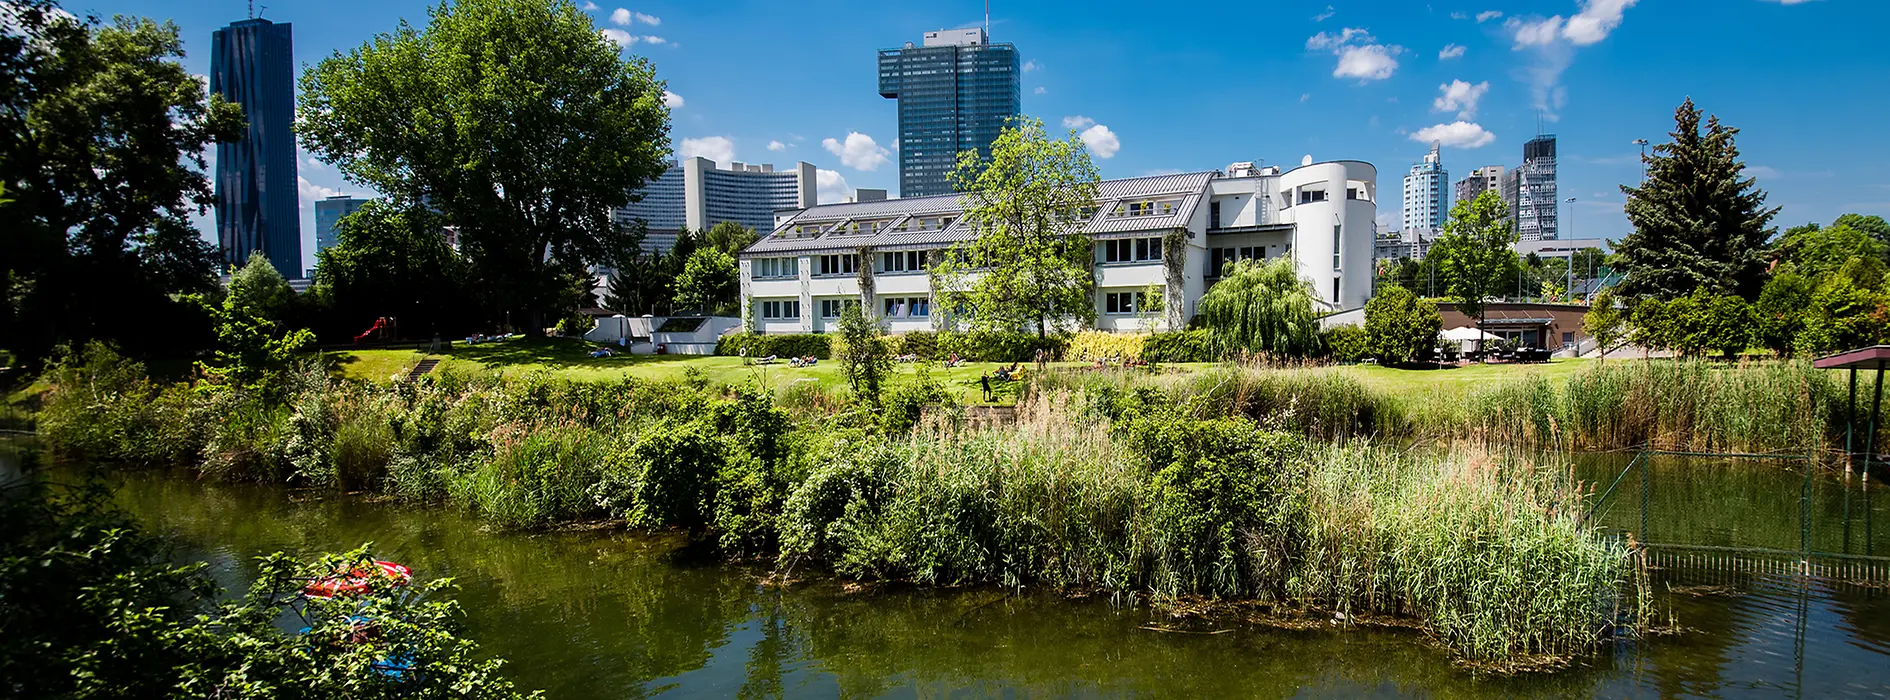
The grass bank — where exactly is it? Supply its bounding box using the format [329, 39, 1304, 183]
[33, 343, 1644, 664]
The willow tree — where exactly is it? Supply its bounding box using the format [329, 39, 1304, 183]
[930, 116, 1100, 336]
[298, 0, 671, 331]
[1197, 257, 1323, 359]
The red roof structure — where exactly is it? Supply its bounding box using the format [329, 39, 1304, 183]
[1814, 346, 1890, 371]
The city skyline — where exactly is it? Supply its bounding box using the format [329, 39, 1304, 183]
[76, 0, 1890, 274]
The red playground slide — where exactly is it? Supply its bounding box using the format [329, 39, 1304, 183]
[354, 317, 387, 344]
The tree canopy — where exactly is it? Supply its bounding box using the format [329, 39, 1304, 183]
[1196, 257, 1324, 358]
[312, 201, 468, 337]
[1615, 98, 1777, 301]
[1363, 284, 1441, 366]
[1430, 190, 1519, 333]
[1, 5, 243, 362]
[298, 0, 672, 330]
[931, 116, 1100, 336]
[672, 247, 738, 315]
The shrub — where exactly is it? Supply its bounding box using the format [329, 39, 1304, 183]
[615, 419, 726, 531]
[937, 330, 1067, 362]
[1124, 415, 1302, 598]
[716, 333, 832, 359]
[1323, 326, 1369, 363]
[1064, 331, 1145, 362]
[1363, 285, 1441, 366]
[880, 369, 961, 433]
[1142, 330, 1215, 362]
[452, 423, 609, 528]
[891, 331, 939, 359]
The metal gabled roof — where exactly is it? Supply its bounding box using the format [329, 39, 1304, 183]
[741, 171, 1220, 258]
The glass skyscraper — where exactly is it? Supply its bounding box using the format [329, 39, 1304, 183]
[877, 28, 1020, 198]
[1504, 135, 1559, 241]
[313, 195, 367, 256]
[212, 17, 301, 278]
[614, 157, 816, 253]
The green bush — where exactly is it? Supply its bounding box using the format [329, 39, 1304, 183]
[451, 423, 610, 528]
[1125, 415, 1302, 598]
[716, 333, 832, 359]
[880, 369, 961, 433]
[1065, 331, 1145, 362]
[937, 330, 1067, 362]
[617, 418, 726, 531]
[1142, 330, 1215, 362]
[891, 331, 939, 359]
[1323, 326, 1369, 363]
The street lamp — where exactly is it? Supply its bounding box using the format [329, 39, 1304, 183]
[1565, 197, 1577, 301]
[1632, 139, 1649, 179]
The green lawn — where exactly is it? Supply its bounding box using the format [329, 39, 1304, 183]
[326, 337, 1617, 406]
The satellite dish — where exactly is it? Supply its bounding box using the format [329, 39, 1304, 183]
[1301, 155, 1313, 167]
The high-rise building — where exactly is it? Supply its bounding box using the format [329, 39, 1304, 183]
[211, 17, 301, 278]
[877, 28, 1020, 198]
[1454, 165, 1505, 208]
[313, 195, 368, 255]
[614, 157, 817, 253]
[1510, 135, 1559, 241]
[1400, 143, 1448, 232]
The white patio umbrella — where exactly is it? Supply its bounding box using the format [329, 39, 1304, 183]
[1440, 326, 1501, 353]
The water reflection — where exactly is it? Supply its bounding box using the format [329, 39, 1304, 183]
[12, 443, 1890, 698]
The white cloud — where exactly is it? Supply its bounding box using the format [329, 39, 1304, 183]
[641, 35, 666, 45]
[1410, 121, 1496, 149]
[662, 90, 682, 108]
[822, 132, 891, 171]
[816, 169, 853, 204]
[1500, 1, 1640, 120]
[1334, 45, 1400, 81]
[1313, 5, 1336, 21]
[297, 176, 342, 209]
[1746, 165, 1782, 179]
[1476, 10, 1503, 22]
[1299, 93, 1311, 103]
[1759, 0, 1818, 3]
[1022, 59, 1040, 72]
[581, 1, 597, 10]
[1438, 43, 1466, 59]
[1306, 28, 1403, 82]
[1432, 80, 1489, 119]
[634, 11, 659, 25]
[767, 140, 788, 152]
[600, 28, 634, 48]
[1450, 11, 1468, 20]
[1078, 124, 1120, 159]
[1061, 115, 1095, 130]
[302, 156, 325, 172]
[609, 8, 632, 25]
[1562, 0, 1636, 45]
[1033, 86, 1046, 95]
[679, 136, 734, 164]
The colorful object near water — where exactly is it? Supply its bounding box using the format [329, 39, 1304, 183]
[303, 560, 413, 599]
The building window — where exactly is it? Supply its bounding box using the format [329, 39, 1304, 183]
[753, 257, 798, 279]
[759, 300, 800, 320]
[818, 254, 858, 276]
[881, 296, 930, 318]
[878, 250, 929, 273]
[819, 299, 855, 319]
[1103, 237, 1161, 263]
[1210, 246, 1265, 277]
[1114, 199, 1179, 217]
[1209, 201, 1222, 229]
[1332, 225, 1342, 270]
[1298, 189, 1328, 204]
[1103, 291, 1146, 315]
[1562, 332, 1575, 347]
[1331, 279, 1340, 302]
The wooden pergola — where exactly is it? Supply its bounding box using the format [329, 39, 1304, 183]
[1815, 345, 1890, 471]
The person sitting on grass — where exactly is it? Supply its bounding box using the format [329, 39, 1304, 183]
[945, 352, 964, 368]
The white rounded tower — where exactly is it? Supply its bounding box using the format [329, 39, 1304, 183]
[1275, 160, 1377, 310]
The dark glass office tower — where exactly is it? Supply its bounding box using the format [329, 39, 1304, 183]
[212, 18, 301, 278]
[877, 28, 1019, 198]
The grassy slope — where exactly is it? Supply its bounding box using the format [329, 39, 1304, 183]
[326, 337, 1608, 404]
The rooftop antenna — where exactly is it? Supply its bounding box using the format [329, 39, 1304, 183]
[985, 0, 990, 37]
[247, 0, 253, 18]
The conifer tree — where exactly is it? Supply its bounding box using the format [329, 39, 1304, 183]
[1615, 98, 1778, 300]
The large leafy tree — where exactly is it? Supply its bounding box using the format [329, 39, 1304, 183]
[1582, 289, 1628, 363]
[1774, 222, 1888, 279]
[1, 4, 243, 362]
[1834, 213, 1890, 256]
[1615, 98, 1778, 301]
[1430, 190, 1519, 349]
[1196, 257, 1324, 358]
[932, 116, 1100, 336]
[299, 0, 671, 332]
[312, 201, 468, 338]
[704, 221, 758, 256]
[671, 247, 738, 315]
[1363, 284, 1441, 366]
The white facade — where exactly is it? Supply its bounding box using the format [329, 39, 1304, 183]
[616, 157, 817, 252]
[737, 160, 1379, 334]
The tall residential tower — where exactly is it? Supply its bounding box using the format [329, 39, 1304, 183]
[1400, 142, 1448, 233]
[1504, 135, 1559, 241]
[211, 17, 301, 278]
[1454, 165, 1504, 208]
[877, 28, 1020, 198]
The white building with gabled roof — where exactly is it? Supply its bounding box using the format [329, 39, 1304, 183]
[737, 159, 1378, 334]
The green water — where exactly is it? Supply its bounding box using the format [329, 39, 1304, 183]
[13, 444, 1890, 698]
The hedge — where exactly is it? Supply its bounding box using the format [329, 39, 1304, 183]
[891, 332, 939, 359]
[937, 331, 1069, 362]
[1065, 331, 1145, 362]
[1143, 330, 1216, 363]
[716, 333, 832, 359]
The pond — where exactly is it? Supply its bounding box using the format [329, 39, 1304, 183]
[11, 441, 1890, 698]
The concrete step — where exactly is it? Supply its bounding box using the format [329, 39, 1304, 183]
[405, 358, 440, 382]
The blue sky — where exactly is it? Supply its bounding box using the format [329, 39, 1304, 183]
[71, 0, 1890, 272]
